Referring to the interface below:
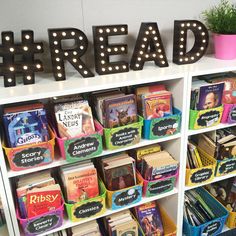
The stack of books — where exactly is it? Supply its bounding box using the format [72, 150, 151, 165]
[104, 210, 138, 236]
[184, 189, 216, 226]
[92, 89, 138, 128]
[16, 170, 62, 218]
[138, 150, 178, 181]
[135, 84, 173, 119]
[197, 128, 236, 160]
[187, 141, 203, 169]
[60, 160, 99, 203]
[97, 153, 136, 191]
[206, 177, 236, 212]
[70, 220, 102, 236]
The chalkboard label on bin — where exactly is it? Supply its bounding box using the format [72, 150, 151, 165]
[230, 107, 236, 121]
[197, 110, 220, 127]
[26, 214, 59, 234]
[152, 118, 178, 136]
[202, 221, 221, 235]
[114, 188, 140, 206]
[67, 137, 99, 158]
[73, 201, 103, 219]
[13, 147, 49, 167]
[148, 179, 173, 195]
[219, 159, 236, 174]
[190, 168, 213, 183]
[111, 127, 139, 147]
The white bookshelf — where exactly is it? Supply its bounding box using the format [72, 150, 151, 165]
[0, 55, 236, 236]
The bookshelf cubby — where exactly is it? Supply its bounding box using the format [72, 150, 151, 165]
[0, 56, 236, 235]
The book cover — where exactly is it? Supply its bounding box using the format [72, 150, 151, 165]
[142, 92, 172, 119]
[104, 94, 137, 128]
[3, 105, 49, 148]
[104, 163, 136, 191]
[63, 169, 99, 203]
[26, 185, 61, 218]
[136, 202, 164, 236]
[196, 82, 225, 110]
[54, 100, 95, 138]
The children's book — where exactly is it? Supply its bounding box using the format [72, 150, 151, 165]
[26, 184, 61, 218]
[103, 94, 137, 128]
[3, 103, 49, 147]
[54, 100, 95, 138]
[142, 91, 172, 119]
[196, 82, 225, 110]
[135, 201, 164, 236]
[61, 161, 99, 203]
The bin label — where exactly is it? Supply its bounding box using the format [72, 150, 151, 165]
[152, 118, 178, 136]
[190, 168, 213, 183]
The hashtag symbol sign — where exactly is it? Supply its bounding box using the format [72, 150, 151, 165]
[0, 30, 44, 87]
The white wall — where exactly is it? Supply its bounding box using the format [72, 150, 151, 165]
[0, 0, 234, 73]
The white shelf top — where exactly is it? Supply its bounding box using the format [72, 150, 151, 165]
[185, 172, 236, 191]
[8, 133, 181, 178]
[37, 188, 178, 236]
[0, 63, 187, 105]
[188, 122, 236, 136]
[188, 55, 236, 77]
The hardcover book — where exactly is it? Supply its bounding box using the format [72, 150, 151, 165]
[103, 94, 137, 128]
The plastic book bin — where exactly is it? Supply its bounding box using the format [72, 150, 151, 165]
[105, 174, 143, 210]
[2, 126, 55, 171]
[221, 104, 236, 123]
[137, 170, 178, 198]
[65, 180, 106, 222]
[17, 200, 64, 236]
[143, 107, 181, 140]
[186, 148, 216, 187]
[189, 106, 223, 130]
[56, 120, 103, 163]
[183, 188, 228, 236]
[103, 116, 143, 150]
[215, 157, 236, 177]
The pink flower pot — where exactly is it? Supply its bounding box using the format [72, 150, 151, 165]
[213, 34, 236, 60]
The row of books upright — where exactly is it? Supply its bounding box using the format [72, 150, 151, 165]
[2, 83, 174, 148]
[16, 142, 178, 219]
[187, 127, 236, 169]
[191, 71, 236, 111]
[49, 200, 165, 236]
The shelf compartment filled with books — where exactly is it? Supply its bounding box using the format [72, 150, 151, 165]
[56, 120, 103, 163]
[183, 187, 228, 236]
[189, 71, 236, 131]
[135, 78, 184, 141]
[205, 177, 236, 230]
[1, 103, 56, 172]
[185, 137, 216, 187]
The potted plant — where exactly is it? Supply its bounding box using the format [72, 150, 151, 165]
[202, 0, 236, 60]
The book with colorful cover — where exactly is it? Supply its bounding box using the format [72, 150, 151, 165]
[26, 184, 62, 218]
[104, 94, 137, 128]
[196, 82, 225, 110]
[135, 201, 164, 236]
[62, 167, 99, 203]
[142, 91, 172, 119]
[3, 103, 49, 147]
